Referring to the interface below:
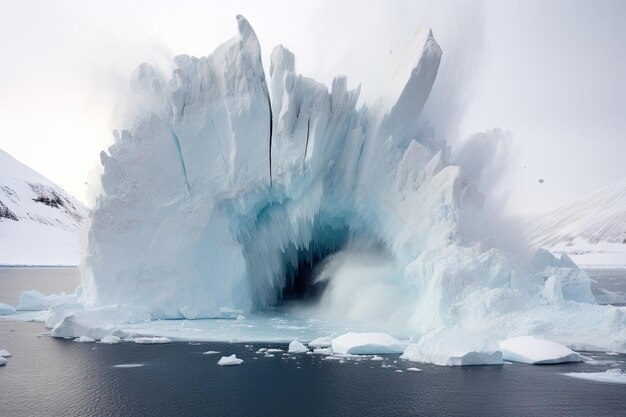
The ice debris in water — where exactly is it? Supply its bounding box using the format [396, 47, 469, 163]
[217, 354, 244, 366]
[203, 351, 220, 355]
[134, 337, 172, 344]
[308, 337, 333, 348]
[100, 335, 121, 344]
[0, 349, 11, 358]
[401, 328, 503, 366]
[498, 336, 580, 364]
[332, 333, 406, 355]
[74, 336, 96, 343]
[0, 357, 6, 366]
[563, 368, 626, 384]
[0, 303, 15, 315]
[17, 289, 79, 311]
[288, 340, 308, 353]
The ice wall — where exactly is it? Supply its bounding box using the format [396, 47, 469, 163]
[82, 16, 626, 350]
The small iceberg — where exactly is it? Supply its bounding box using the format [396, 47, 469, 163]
[0, 303, 15, 315]
[217, 354, 243, 366]
[563, 368, 626, 384]
[332, 332, 406, 355]
[74, 336, 96, 343]
[499, 336, 580, 364]
[308, 337, 333, 348]
[100, 335, 121, 344]
[401, 329, 503, 366]
[288, 340, 308, 353]
[134, 336, 172, 344]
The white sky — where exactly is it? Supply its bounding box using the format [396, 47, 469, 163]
[0, 0, 624, 214]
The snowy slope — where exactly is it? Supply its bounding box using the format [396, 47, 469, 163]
[524, 178, 626, 267]
[0, 149, 87, 265]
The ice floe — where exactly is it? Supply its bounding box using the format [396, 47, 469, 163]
[499, 336, 581, 364]
[332, 332, 406, 355]
[401, 329, 503, 366]
[563, 368, 626, 384]
[217, 354, 244, 366]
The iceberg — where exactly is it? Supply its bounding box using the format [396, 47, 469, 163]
[217, 354, 244, 366]
[332, 332, 406, 355]
[288, 340, 308, 353]
[563, 368, 626, 384]
[0, 349, 11, 358]
[25, 15, 621, 357]
[0, 357, 6, 366]
[0, 303, 15, 315]
[401, 328, 503, 366]
[499, 336, 581, 364]
[74, 336, 96, 343]
[134, 337, 172, 344]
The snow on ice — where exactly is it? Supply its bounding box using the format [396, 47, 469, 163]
[217, 355, 244, 366]
[134, 337, 172, 344]
[74, 336, 96, 343]
[563, 368, 626, 384]
[401, 328, 503, 366]
[0, 303, 15, 315]
[332, 333, 406, 355]
[288, 340, 308, 353]
[499, 336, 581, 364]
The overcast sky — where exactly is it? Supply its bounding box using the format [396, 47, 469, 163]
[0, 0, 624, 214]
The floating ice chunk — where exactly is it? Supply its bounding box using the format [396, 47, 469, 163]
[179, 306, 198, 320]
[308, 337, 333, 348]
[17, 289, 78, 311]
[0, 303, 15, 315]
[266, 348, 283, 353]
[101, 335, 121, 344]
[114, 364, 145, 368]
[563, 368, 626, 384]
[312, 348, 333, 355]
[134, 336, 172, 344]
[50, 305, 149, 340]
[499, 336, 581, 364]
[371, 355, 384, 361]
[203, 351, 220, 355]
[0, 349, 11, 358]
[332, 332, 406, 355]
[406, 367, 422, 371]
[217, 354, 243, 366]
[323, 356, 344, 361]
[74, 336, 96, 343]
[401, 328, 503, 366]
[0, 357, 6, 366]
[288, 340, 308, 353]
[236, 315, 246, 320]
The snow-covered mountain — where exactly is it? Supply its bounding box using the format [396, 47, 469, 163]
[0, 149, 87, 266]
[524, 178, 626, 267]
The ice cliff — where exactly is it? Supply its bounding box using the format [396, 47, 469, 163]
[80, 16, 626, 352]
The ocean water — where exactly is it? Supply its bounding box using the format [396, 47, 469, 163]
[1, 267, 625, 416]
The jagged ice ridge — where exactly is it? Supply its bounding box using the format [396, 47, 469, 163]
[71, 16, 626, 354]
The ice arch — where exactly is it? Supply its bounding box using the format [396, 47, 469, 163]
[81, 16, 623, 353]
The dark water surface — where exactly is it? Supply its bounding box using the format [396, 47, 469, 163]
[1, 268, 625, 416]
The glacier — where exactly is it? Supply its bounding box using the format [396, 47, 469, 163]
[31, 15, 626, 360]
